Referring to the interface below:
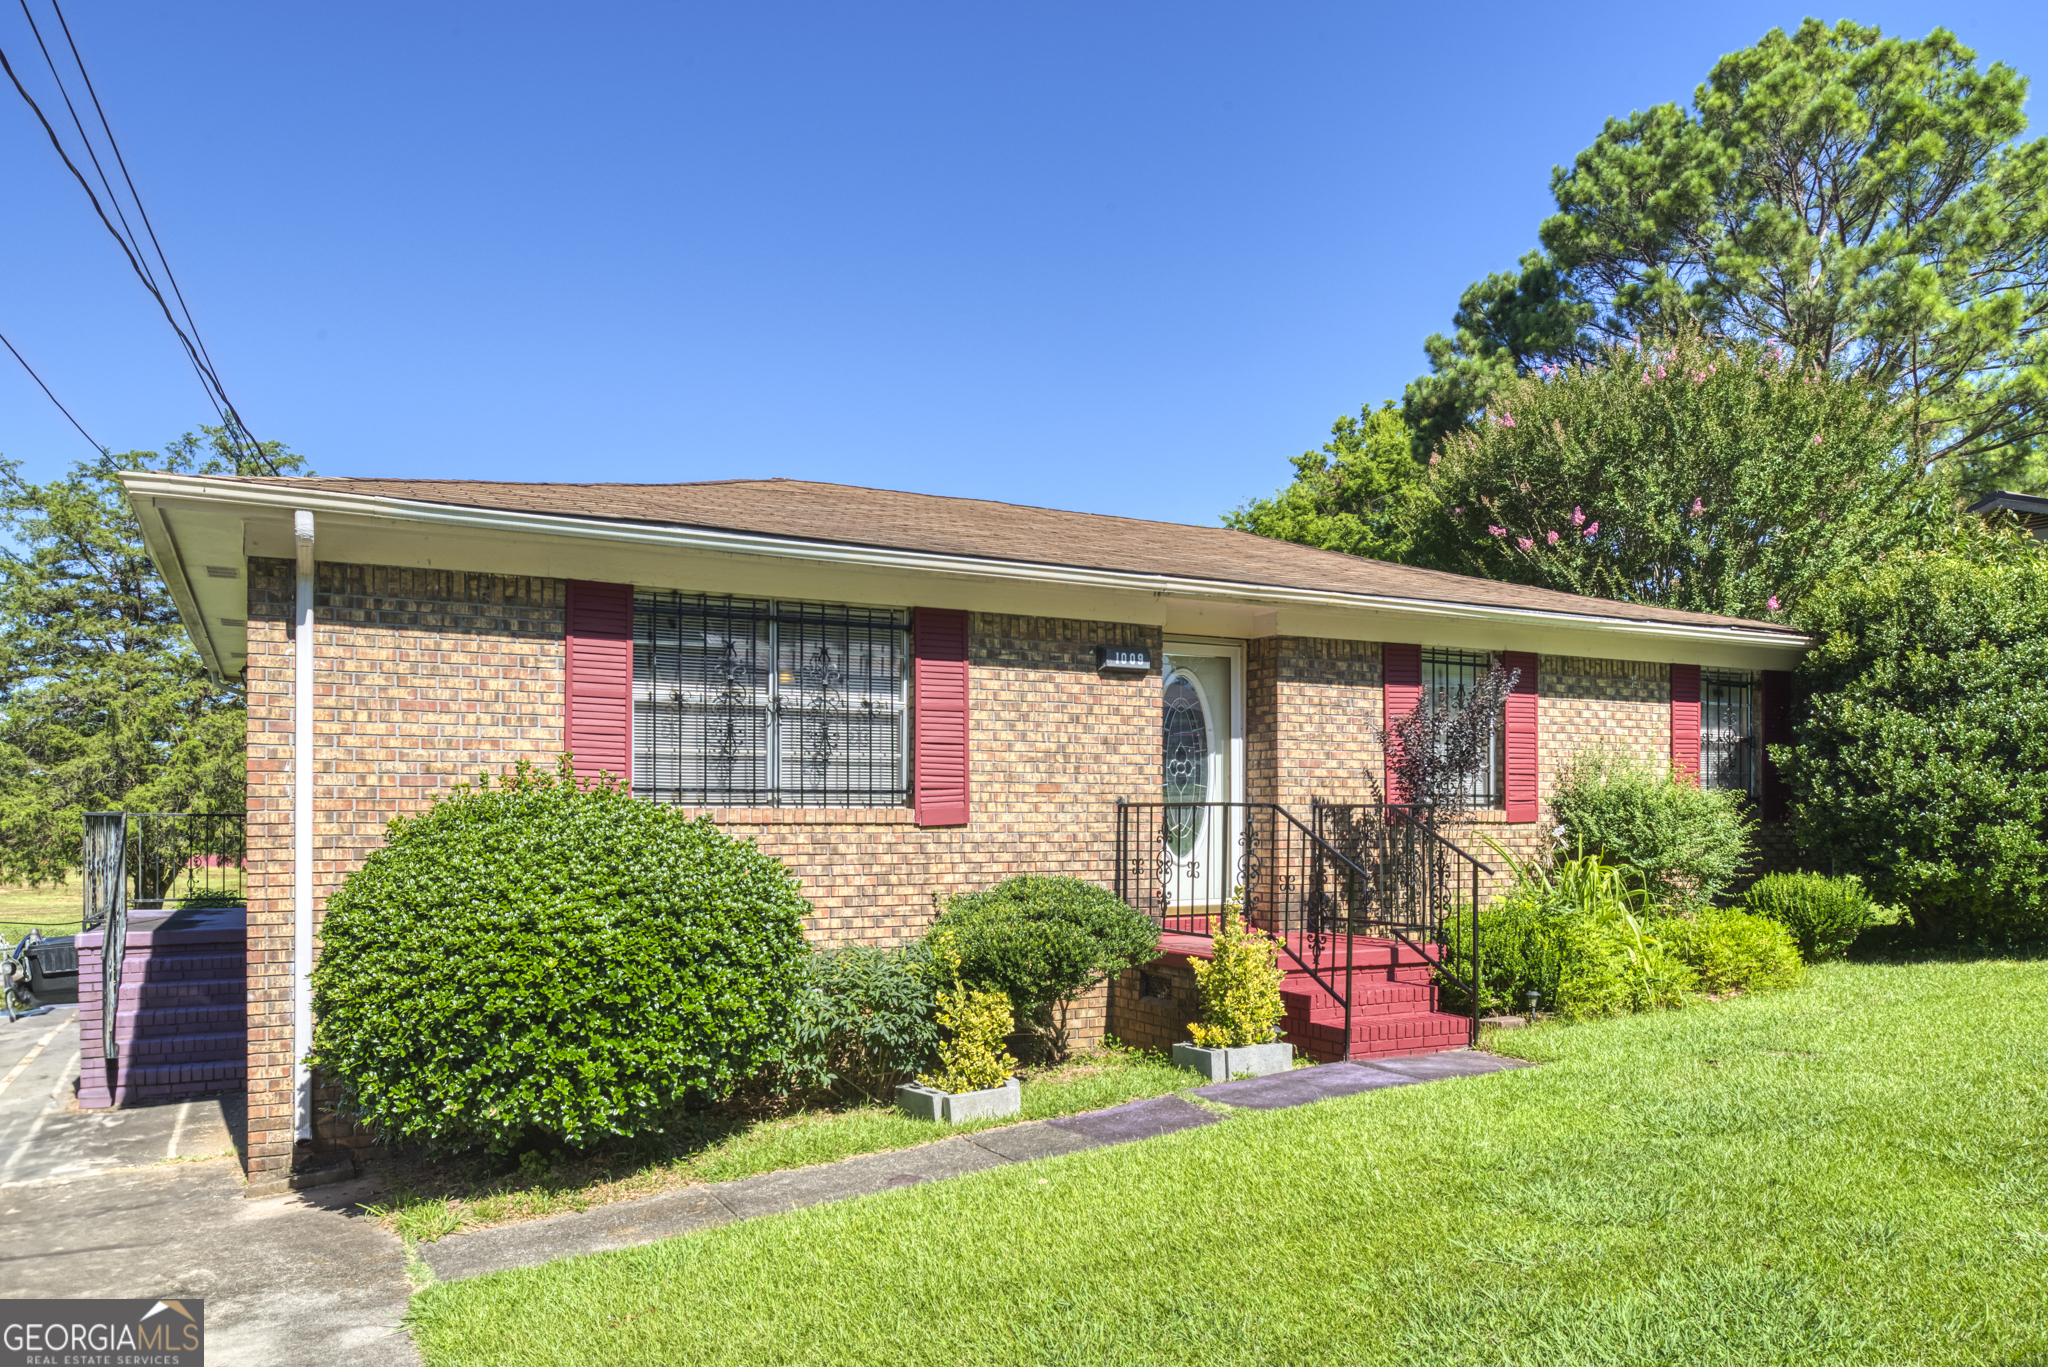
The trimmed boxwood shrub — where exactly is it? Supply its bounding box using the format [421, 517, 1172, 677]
[1741, 871, 1884, 960]
[928, 874, 1160, 1060]
[309, 758, 809, 1152]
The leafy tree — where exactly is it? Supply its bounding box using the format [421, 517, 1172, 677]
[1223, 402, 1423, 560]
[1778, 531, 2048, 944]
[1405, 20, 2048, 488]
[1405, 331, 1947, 620]
[0, 426, 304, 884]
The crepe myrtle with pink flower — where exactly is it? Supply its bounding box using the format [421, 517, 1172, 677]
[1401, 330, 1944, 620]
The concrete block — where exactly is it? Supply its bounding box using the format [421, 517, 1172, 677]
[895, 1076, 1022, 1124]
[1172, 1040, 1294, 1081]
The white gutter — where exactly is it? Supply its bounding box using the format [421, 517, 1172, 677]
[293, 509, 315, 1142]
[120, 472, 1810, 652]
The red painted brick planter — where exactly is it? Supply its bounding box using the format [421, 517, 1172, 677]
[76, 907, 248, 1109]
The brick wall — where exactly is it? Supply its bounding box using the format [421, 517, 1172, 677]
[244, 560, 568, 1178]
[242, 555, 1789, 1176]
[243, 566, 1160, 1175]
[1246, 637, 1385, 812]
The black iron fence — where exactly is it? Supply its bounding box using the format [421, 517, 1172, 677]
[1113, 799, 1490, 1057]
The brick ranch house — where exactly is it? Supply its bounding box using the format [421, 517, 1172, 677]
[122, 472, 1806, 1185]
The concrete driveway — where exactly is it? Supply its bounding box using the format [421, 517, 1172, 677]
[0, 1005, 419, 1366]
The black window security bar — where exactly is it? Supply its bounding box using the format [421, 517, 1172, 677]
[1421, 648, 1505, 808]
[633, 592, 910, 807]
[1701, 669, 1757, 793]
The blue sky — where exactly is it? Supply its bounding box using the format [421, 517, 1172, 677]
[1, 2, 2043, 525]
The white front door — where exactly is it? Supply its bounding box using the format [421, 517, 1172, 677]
[1159, 641, 1244, 925]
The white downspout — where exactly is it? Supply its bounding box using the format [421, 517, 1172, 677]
[293, 510, 316, 1142]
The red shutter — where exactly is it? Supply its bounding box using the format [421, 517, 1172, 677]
[1502, 650, 1538, 822]
[1760, 668, 1792, 822]
[1381, 643, 1421, 804]
[913, 608, 970, 826]
[566, 580, 633, 787]
[1670, 663, 1701, 785]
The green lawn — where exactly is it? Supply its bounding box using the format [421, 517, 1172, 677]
[408, 958, 2048, 1366]
[0, 883, 83, 943]
[368, 1043, 1199, 1242]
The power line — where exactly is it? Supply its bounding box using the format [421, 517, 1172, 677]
[50, 0, 225, 399]
[0, 3, 278, 474]
[0, 324, 103, 453]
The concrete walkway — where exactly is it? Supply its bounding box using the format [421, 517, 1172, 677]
[420, 1050, 1529, 1283]
[0, 1005, 417, 1367]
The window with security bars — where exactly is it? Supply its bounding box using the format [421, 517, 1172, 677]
[1421, 648, 1504, 808]
[633, 592, 910, 807]
[1701, 669, 1757, 793]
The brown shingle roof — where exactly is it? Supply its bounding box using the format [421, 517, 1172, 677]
[238, 475, 1796, 636]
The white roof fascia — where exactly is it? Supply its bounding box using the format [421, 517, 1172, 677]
[120, 472, 1811, 653]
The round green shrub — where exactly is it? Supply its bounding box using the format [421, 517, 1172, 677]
[928, 874, 1160, 1059]
[1741, 872, 1882, 960]
[1662, 906, 1805, 994]
[309, 758, 810, 1152]
[1550, 748, 1755, 904]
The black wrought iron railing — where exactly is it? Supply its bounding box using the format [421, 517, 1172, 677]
[1113, 799, 1491, 1058]
[81, 811, 246, 1063]
[81, 812, 246, 930]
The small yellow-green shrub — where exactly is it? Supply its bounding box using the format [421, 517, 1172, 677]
[1663, 906, 1805, 994]
[1553, 912, 1696, 1020]
[1187, 898, 1285, 1048]
[920, 984, 1015, 1093]
[918, 930, 1015, 1093]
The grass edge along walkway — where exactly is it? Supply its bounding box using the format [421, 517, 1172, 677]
[414, 1050, 1526, 1283]
[408, 958, 2048, 1367]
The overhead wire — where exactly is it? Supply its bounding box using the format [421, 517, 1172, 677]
[0, 1, 278, 474]
[51, 0, 233, 410]
[0, 325, 103, 452]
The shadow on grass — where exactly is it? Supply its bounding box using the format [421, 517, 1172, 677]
[1847, 923, 2048, 964]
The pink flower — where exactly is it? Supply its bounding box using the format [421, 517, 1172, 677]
[1547, 530, 1560, 545]
[1452, 506, 1464, 517]
[1584, 521, 1599, 537]
[1768, 595, 1781, 612]
[1489, 525, 1506, 537]
[1497, 410, 1517, 428]
[1517, 537, 1534, 551]
[1690, 497, 1704, 517]
[1657, 364, 1667, 378]
[1571, 506, 1586, 527]
[1641, 370, 1653, 385]
[1811, 432, 1823, 445]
